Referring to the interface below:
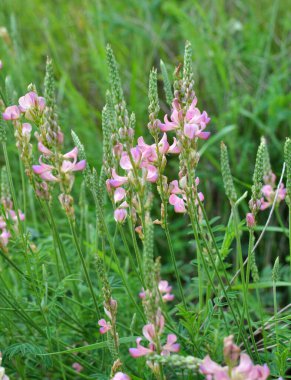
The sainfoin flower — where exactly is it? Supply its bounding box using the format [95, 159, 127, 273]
[129, 312, 179, 358]
[200, 335, 269, 380]
[32, 147, 86, 184]
[2, 105, 21, 120]
[72, 362, 83, 373]
[158, 97, 210, 140]
[168, 178, 204, 214]
[18, 91, 45, 119]
[98, 319, 111, 334]
[260, 172, 286, 211]
[111, 372, 130, 380]
[139, 280, 174, 302]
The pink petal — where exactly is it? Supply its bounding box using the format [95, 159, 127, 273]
[38, 142, 52, 156]
[114, 188, 126, 203]
[72, 160, 86, 172]
[168, 137, 181, 154]
[184, 123, 198, 139]
[169, 194, 186, 213]
[142, 324, 156, 343]
[129, 338, 153, 358]
[40, 171, 59, 182]
[114, 208, 127, 223]
[197, 131, 210, 140]
[2, 105, 21, 120]
[22, 123, 32, 135]
[63, 147, 78, 160]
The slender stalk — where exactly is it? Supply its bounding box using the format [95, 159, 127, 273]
[68, 217, 101, 319]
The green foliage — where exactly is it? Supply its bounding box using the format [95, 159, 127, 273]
[0, 1, 290, 379]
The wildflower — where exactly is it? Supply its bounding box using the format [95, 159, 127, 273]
[111, 372, 130, 380]
[246, 213, 255, 228]
[98, 319, 111, 334]
[129, 310, 179, 358]
[158, 280, 175, 302]
[2, 105, 21, 120]
[114, 208, 127, 223]
[0, 60, 2, 70]
[0, 229, 11, 247]
[140, 280, 175, 302]
[161, 334, 180, 355]
[18, 91, 45, 119]
[260, 173, 286, 210]
[168, 178, 204, 214]
[114, 188, 126, 203]
[200, 336, 269, 380]
[158, 98, 210, 140]
[72, 362, 83, 373]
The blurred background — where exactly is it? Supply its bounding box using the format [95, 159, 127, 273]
[0, 0, 290, 274]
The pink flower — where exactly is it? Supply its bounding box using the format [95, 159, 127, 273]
[159, 280, 175, 302]
[169, 194, 186, 213]
[114, 188, 126, 203]
[22, 123, 32, 136]
[111, 372, 130, 380]
[169, 180, 183, 194]
[158, 99, 183, 132]
[120, 147, 142, 170]
[0, 60, 3, 70]
[72, 362, 83, 373]
[61, 147, 86, 173]
[143, 164, 158, 183]
[168, 137, 181, 154]
[246, 213, 255, 228]
[114, 208, 127, 223]
[223, 335, 240, 364]
[18, 91, 45, 113]
[0, 217, 6, 229]
[2, 105, 21, 120]
[38, 142, 53, 156]
[129, 337, 154, 358]
[109, 169, 128, 188]
[161, 334, 180, 355]
[98, 319, 111, 334]
[0, 229, 11, 247]
[32, 158, 59, 182]
[200, 338, 270, 380]
[158, 97, 210, 140]
[9, 209, 25, 222]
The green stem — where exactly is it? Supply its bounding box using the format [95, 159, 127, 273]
[68, 217, 101, 319]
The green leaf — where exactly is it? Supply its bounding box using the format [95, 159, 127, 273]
[38, 336, 137, 356]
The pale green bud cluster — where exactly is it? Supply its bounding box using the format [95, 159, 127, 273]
[44, 56, 56, 109]
[160, 59, 173, 106]
[220, 142, 237, 204]
[106, 44, 124, 105]
[149, 354, 201, 371]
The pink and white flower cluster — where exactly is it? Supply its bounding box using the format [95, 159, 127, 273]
[139, 280, 175, 302]
[32, 145, 86, 189]
[200, 335, 269, 380]
[3, 91, 45, 122]
[158, 97, 210, 141]
[169, 177, 204, 213]
[98, 298, 117, 335]
[129, 310, 179, 358]
[0, 199, 25, 251]
[107, 133, 180, 223]
[260, 172, 286, 211]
